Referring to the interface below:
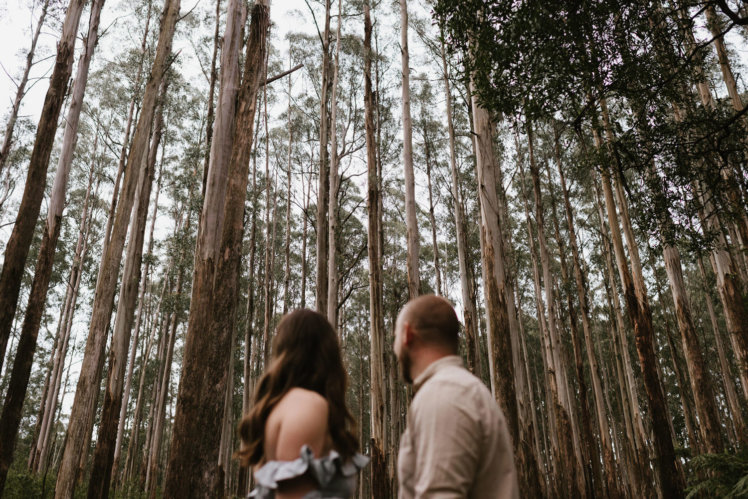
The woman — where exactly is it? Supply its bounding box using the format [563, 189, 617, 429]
[237, 309, 368, 498]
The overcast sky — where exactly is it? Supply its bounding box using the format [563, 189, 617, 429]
[0, 0, 323, 126]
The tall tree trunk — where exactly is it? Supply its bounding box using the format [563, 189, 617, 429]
[112, 162, 163, 486]
[554, 130, 619, 498]
[660, 242, 724, 453]
[123, 272, 171, 483]
[261, 68, 274, 366]
[524, 122, 586, 495]
[515, 287, 546, 496]
[217, 329, 236, 495]
[301, 166, 311, 309]
[470, 85, 519, 449]
[657, 285, 701, 453]
[705, 6, 745, 114]
[364, 2, 387, 496]
[202, 0, 221, 193]
[30, 160, 96, 474]
[326, 0, 342, 325]
[104, 0, 153, 249]
[87, 81, 166, 499]
[400, 0, 420, 299]
[146, 269, 185, 498]
[698, 258, 747, 442]
[696, 188, 748, 402]
[36, 182, 96, 477]
[544, 155, 601, 497]
[423, 129, 442, 296]
[439, 38, 480, 376]
[0, 0, 50, 174]
[163, 2, 269, 495]
[592, 170, 650, 497]
[316, 0, 332, 314]
[595, 99, 684, 497]
[0, 0, 86, 375]
[54, 0, 180, 494]
[283, 57, 293, 315]
[517, 136, 580, 498]
[0, 0, 104, 490]
[676, 7, 748, 397]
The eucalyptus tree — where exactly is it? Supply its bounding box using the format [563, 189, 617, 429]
[0, 0, 50, 175]
[0, 0, 87, 376]
[363, 0, 387, 496]
[54, 0, 181, 494]
[164, 1, 270, 494]
[0, 0, 105, 491]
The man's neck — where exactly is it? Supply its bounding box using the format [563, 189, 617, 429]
[409, 350, 453, 383]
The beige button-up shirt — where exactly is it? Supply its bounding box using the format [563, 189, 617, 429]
[397, 356, 519, 499]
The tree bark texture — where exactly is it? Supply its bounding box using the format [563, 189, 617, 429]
[0, 0, 86, 375]
[440, 38, 480, 377]
[53, 0, 180, 494]
[364, 2, 387, 496]
[316, 0, 332, 314]
[87, 80, 165, 499]
[0, 0, 104, 490]
[400, 0, 421, 300]
[554, 132, 619, 498]
[470, 88, 519, 449]
[596, 135, 684, 497]
[326, 0, 342, 326]
[163, 2, 268, 495]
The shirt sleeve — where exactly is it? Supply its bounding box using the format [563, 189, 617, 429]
[409, 382, 482, 499]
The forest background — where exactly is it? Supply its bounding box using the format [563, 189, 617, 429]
[0, 0, 747, 498]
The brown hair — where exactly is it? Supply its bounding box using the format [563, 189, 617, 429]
[236, 309, 358, 467]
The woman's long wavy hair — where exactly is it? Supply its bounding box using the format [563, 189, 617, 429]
[237, 309, 358, 467]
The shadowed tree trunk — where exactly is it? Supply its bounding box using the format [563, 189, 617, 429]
[326, 0, 342, 326]
[517, 134, 580, 498]
[525, 122, 586, 495]
[0, 0, 104, 491]
[698, 257, 748, 444]
[439, 37, 480, 376]
[87, 79, 166, 499]
[316, 0, 332, 314]
[54, 0, 180, 494]
[553, 128, 619, 498]
[146, 266, 185, 497]
[163, 1, 269, 495]
[41, 195, 96, 478]
[112, 161, 163, 486]
[470, 86, 522, 471]
[400, 0, 421, 299]
[0, 0, 86, 375]
[31, 160, 96, 475]
[544, 156, 601, 497]
[596, 98, 684, 497]
[364, 1, 387, 496]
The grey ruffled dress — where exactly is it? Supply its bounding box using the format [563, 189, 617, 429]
[249, 445, 369, 499]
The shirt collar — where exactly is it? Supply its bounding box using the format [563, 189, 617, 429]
[413, 355, 463, 393]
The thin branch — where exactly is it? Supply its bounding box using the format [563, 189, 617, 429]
[262, 63, 304, 87]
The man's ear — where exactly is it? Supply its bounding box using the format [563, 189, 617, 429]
[403, 323, 415, 347]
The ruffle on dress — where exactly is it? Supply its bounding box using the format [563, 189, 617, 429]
[249, 445, 369, 499]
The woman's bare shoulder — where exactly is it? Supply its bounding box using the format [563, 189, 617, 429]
[266, 388, 329, 462]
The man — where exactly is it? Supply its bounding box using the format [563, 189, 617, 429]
[394, 295, 519, 499]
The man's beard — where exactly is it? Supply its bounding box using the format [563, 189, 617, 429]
[398, 348, 413, 384]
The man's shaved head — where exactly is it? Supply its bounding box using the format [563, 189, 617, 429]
[397, 295, 460, 353]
